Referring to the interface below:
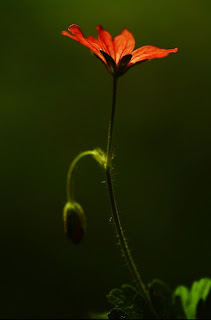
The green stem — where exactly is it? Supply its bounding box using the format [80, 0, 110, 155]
[67, 150, 96, 202]
[106, 76, 156, 316]
[106, 76, 117, 160]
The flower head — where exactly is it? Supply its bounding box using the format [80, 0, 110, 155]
[62, 24, 178, 76]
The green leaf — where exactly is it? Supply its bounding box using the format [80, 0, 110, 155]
[108, 308, 127, 319]
[148, 279, 185, 319]
[107, 284, 156, 319]
[90, 312, 108, 319]
[196, 289, 211, 319]
[107, 284, 146, 319]
[174, 278, 211, 319]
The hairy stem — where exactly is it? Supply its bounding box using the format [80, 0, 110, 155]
[67, 150, 96, 202]
[106, 76, 156, 316]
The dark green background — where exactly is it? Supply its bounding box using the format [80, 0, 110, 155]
[1, 0, 211, 318]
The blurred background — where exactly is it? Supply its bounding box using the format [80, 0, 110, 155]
[1, 0, 211, 318]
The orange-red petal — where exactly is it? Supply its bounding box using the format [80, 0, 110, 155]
[62, 24, 106, 63]
[87, 35, 100, 47]
[129, 45, 178, 66]
[114, 29, 135, 64]
[96, 25, 115, 61]
[62, 24, 178, 75]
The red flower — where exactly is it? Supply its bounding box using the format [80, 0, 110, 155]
[62, 24, 178, 76]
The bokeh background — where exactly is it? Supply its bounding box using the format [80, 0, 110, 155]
[1, 0, 211, 318]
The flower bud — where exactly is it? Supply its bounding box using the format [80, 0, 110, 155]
[63, 201, 86, 244]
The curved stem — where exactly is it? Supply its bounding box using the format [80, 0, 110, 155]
[106, 76, 156, 316]
[67, 150, 96, 202]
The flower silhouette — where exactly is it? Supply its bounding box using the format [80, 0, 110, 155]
[62, 24, 178, 76]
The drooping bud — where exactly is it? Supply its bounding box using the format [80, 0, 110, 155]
[63, 201, 86, 244]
